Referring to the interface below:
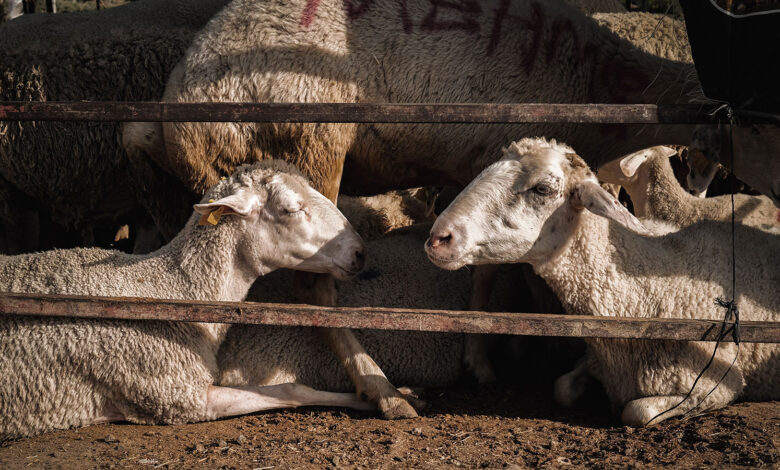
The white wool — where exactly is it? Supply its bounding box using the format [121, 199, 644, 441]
[0, 161, 362, 440]
[429, 138, 780, 426]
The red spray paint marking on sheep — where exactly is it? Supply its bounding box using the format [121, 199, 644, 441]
[297, 0, 650, 108]
[300, 0, 322, 27]
[419, 0, 481, 33]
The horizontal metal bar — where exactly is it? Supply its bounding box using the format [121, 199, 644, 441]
[0, 102, 725, 124]
[0, 293, 774, 343]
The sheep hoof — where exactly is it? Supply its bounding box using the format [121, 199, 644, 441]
[553, 365, 590, 407]
[397, 386, 424, 397]
[621, 395, 687, 427]
[397, 387, 427, 413]
[378, 395, 420, 420]
[473, 367, 497, 384]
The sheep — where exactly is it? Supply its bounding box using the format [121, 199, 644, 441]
[426, 137, 780, 426]
[0, 160, 372, 440]
[122, 2, 707, 412]
[591, 12, 691, 63]
[0, 0, 231, 253]
[336, 187, 502, 383]
[687, 124, 780, 209]
[464, 9, 693, 363]
[597, 145, 779, 230]
[336, 188, 436, 240]
[127, 0, 705, 240]
[218, 222, 526, 392]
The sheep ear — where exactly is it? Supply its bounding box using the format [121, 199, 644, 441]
[573, 181, 650, 234]
[194, 191, 262, 225]
[617, 149, 651, 178]
[652, 145, 678, 159]
[596, 150, 647, 184]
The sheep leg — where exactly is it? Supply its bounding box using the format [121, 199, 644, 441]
[463, 335, 495, 384]
[295, 170, 421, 420]
[621, 395, 691, 426]
[464, 265, 499, 383]
[205, 384, 373, 420]
[294, 266, 420, 420]
[90, 402, 126, 425]
[553, 357, 592, 407]
[318, 327, 423, 419]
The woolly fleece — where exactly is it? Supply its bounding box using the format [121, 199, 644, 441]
[0, 160, 355, 440]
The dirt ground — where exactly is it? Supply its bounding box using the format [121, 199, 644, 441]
[2, 354, 778, 470]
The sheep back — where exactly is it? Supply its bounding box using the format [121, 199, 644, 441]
[0, 0, 230, 244]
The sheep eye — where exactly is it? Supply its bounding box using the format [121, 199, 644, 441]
[284, 206, 303, 215]
[533, 184, 553, 196]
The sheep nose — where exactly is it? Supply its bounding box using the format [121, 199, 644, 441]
[351, 246, 366, 271]
[428, 231, 453, 249]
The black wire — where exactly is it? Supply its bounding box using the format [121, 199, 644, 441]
[644, 111, 742, 426]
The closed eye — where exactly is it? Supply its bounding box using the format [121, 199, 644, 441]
[533, 184, 553, 196]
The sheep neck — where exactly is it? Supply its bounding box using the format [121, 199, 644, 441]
[533, 210, 640, 319]
[162, 219, 262, 304]
[642, 157, 695, 224]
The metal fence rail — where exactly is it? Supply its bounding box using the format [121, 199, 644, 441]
[0, 293, 771, 343]
[0, 101, 724, 124]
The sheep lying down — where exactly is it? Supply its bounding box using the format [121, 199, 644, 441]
[426, 137, 779, 426]
[220, 222, 525, 392]
[0, 161, 371, 440]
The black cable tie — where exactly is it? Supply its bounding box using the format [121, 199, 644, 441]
[715, 297, 741, 345]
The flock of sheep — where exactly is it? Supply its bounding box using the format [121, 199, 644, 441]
[0, 0, 778, 442]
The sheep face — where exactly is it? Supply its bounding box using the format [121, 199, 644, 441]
[426, 138, 646, 269]
[195, 164, 365, 280]
[686, 125, 721, 195]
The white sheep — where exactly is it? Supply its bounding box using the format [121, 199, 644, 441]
[0, 160, 370, 440]
[426, 137, 779, 426]
[218, 222, 525, 392]
[597, 146, 778, 230]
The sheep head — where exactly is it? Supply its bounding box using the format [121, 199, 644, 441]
[194, 161, 365, 280]
[596, 146, 678, 217]
[686, 125, 721, 195]
[426, 137, 647, 269]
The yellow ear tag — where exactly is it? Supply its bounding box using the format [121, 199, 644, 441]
[199, 206, 225, 226]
